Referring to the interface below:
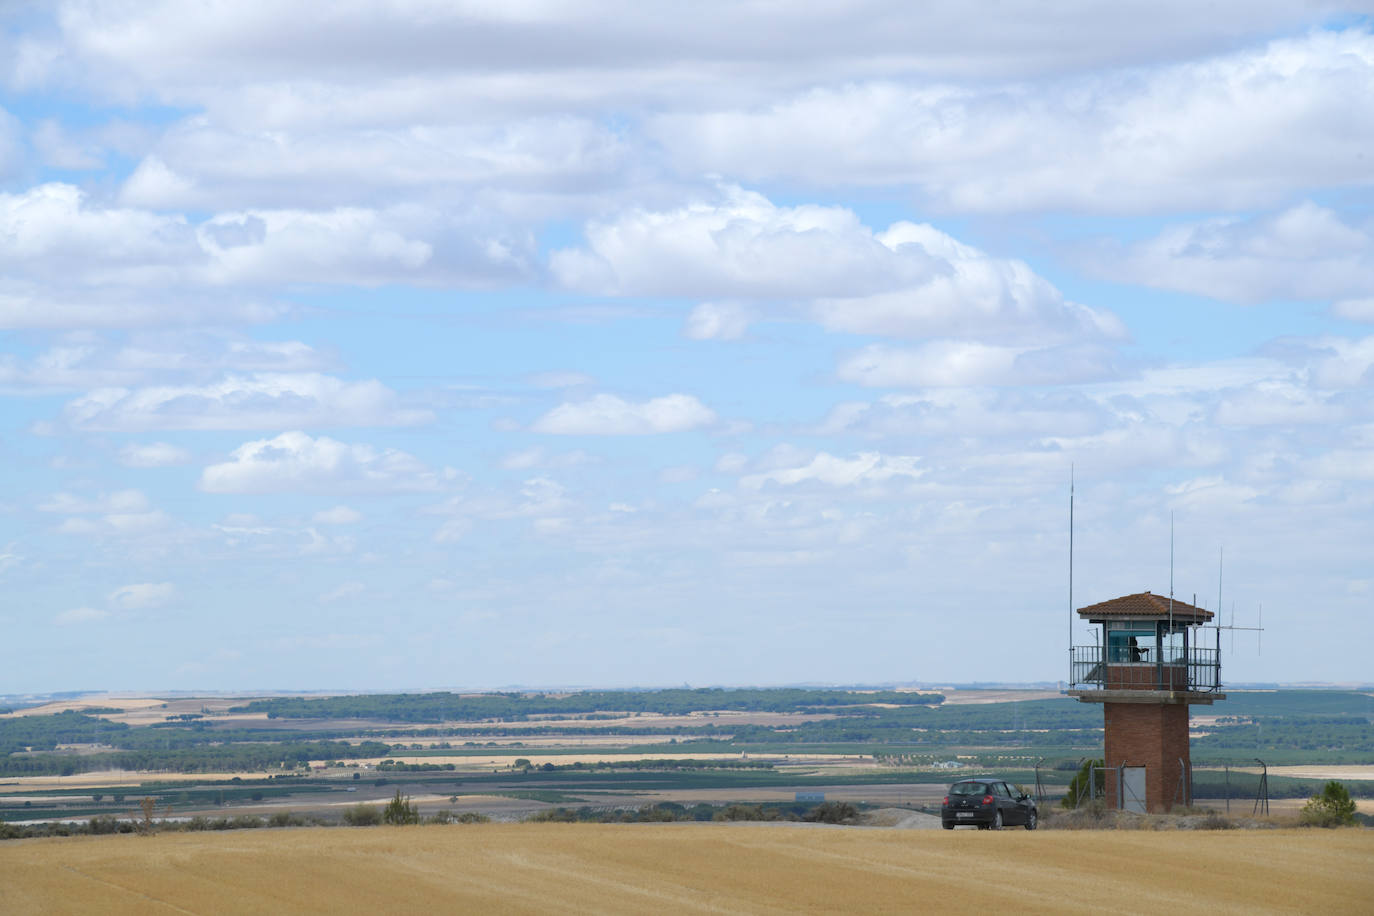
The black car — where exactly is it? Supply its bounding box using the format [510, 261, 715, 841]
[941, 778, 1037, 830]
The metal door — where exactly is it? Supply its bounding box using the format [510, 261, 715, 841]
[1122, 766, 1146, 813]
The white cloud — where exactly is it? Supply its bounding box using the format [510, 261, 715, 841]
[741, 451, 923, 489]
[320, 581, 365, 603]
[119, 442, 192, 467]
[200, 431, 442, 494]
[54, 607, 110, 625]
[554, 188, 1120, 345]
[650, 30, 1374, 213]
[683, 301, 753, 340]
[532, 393, 716, 435]
[1333, 299, 1374, 322]
[109, 582, 176, 609]
[0, 334, 330, 392]
[313, 505, 362, 525]
[62, 373, 431, 431]
[1102, 202, 1374, 304]
[39, 489, 150, 515]
[499, 447, 594, 469]
[525, 371, 596, 389]
[12, 3, 1340, 107]
[836, 341, 1120, 388]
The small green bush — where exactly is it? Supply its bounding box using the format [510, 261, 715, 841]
[1301, 781, 1357, 828]
[382, 789, 419, 825]
[342, 804, 381, 826]
[805, 801, 860, 825]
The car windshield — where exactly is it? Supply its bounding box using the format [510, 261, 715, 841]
[949, 782, 988, 796]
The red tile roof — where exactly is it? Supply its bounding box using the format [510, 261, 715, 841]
[1076, 591, 1214, 622]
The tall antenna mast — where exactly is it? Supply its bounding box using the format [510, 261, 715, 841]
[1069, 464, 1074, 664]
[1168, 512, 1175, 634]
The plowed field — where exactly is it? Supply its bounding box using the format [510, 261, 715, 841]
[3, 824, 1370, 914]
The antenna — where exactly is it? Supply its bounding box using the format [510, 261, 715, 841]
[1069, 464, 1074, 663]
[1168, 512, 1174, 635]
[1217, 547, 1223, 628]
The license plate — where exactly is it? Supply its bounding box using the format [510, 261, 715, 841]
[957, 812, 974, 818]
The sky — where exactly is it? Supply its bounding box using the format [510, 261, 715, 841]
[1, 2, 1372, 693]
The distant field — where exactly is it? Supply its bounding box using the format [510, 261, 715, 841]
[2, 824, 1370, 914]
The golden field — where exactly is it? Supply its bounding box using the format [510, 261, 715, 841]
[2, 824, 1371, 914]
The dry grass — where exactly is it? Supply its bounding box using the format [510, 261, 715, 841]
[3, 823, 1370, 914]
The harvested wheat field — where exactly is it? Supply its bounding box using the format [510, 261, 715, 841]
[2, 824, 1370, 914]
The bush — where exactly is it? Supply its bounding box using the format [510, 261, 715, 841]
[88, 814, 120, 835]
[342, 804, 381, 826]
[453, 812, 490, 824]
[805, 801, 860, 825]
[1062, 759, 1106, 808]
[268, 811, 304, 828]
[1301, 781, 1358, 828]
[382, 789, 419, 825]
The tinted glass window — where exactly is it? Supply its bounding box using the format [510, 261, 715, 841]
[950, 782, 987, 796]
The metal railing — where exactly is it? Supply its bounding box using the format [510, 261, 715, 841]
[1069, 645, 1221, 692]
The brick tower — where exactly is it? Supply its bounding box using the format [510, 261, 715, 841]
[1067, 592, 1223, 812]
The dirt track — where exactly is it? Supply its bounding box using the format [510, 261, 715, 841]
[3, 824, 1370, 914]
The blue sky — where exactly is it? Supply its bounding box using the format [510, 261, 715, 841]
[1, 2, 1372, 692]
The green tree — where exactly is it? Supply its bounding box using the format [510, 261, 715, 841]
[1301, 781, 1357, 827]
[382, 788, 419, 825]
[1061, 759, 1105, 808]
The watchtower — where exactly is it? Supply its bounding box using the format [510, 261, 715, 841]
[1066, 591, 1223, 812]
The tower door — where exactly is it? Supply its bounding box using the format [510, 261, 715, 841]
[1122, 766, 1147, 813]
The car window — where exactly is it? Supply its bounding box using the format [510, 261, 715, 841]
[949, 782, 987, 796]
[996, 782, 1012, 797]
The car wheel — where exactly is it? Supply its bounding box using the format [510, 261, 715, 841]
[991, 810, 1002, 830]
[1024, 809, 1037, 831]
[942, 822, 954, 830]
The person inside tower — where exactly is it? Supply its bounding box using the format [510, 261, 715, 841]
[1129, 636, 1146, 662]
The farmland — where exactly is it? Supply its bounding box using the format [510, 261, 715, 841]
[3, 824, 1372, 914]
[2, 687, 1372, 827]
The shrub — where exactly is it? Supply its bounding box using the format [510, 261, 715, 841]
[454, 812, 490, 824]
[342, 804, 381, 826]
[382, 789, 419, 825]
[268, 811, 303, 828]
[1301, 781, 1358, 828]
[88, 815, 120, 835]
[1061, 759, 1106, 808]
[805, 801, 860, 825]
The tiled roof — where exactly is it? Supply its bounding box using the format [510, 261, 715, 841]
[1076, 591, 1214, 622]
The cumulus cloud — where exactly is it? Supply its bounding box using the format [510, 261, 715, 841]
[0, 184, 530, 328]
[200, 431, 443, 493]
[54, 607, 110, 625]
[1101, 202, 1374, 304]
[11, 3, 1341, 108]
[62, 373, 431, 431]
[740, 451, 923, 489]
[683, 301, 753, 340]
[320, 581, 365, 603]
[109, 582, 176, 609]
[119, 442, 192, 467]
[313, 505, 363, 525]
[532, 393, 716, 435]
[836, 341, 1121, 388]
[554, 188, 1120, 345]
[0, 334, 330, 392]
[650, 30, 1374, 213]
[38, 489, 172, 537]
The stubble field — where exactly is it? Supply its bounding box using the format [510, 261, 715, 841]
[2, 824, 1370, 914]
